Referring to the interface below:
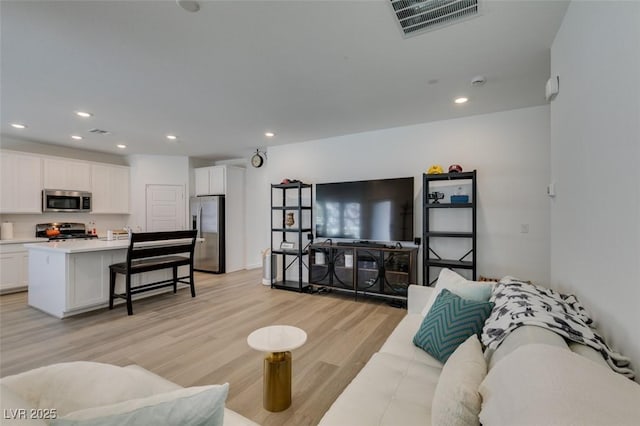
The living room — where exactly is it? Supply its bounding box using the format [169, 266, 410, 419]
[1, 1, 639, 425]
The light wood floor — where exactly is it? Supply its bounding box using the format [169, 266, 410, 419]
[0, 269, 406, 425]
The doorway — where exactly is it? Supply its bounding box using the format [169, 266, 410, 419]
[145, 184, 186, 231]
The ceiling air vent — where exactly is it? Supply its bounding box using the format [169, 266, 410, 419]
[88, 128, 110, 135]
[390, 0, 480, 38]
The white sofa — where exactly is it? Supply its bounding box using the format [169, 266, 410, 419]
[0, 362, 258, 426]
[319, 284, 640, 426]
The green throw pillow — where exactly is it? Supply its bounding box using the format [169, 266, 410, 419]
[413, 289, 494, 363]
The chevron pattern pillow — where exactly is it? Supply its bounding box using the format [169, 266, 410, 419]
[414, 289, 494, 363]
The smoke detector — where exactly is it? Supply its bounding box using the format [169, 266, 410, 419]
[390, 0, 481, 38]
[177, 0, 200, 13]
[471, 75, 486, 86]
[88, 128, 110, 135]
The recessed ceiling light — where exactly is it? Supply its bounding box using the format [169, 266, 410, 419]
[264, 132, 275, 138]
[10, 123, 27, 129]
[75, 111, 93, 118]
[454, 97, 469, 104]
[116, 144, 127, 149]
[71, 135, 83, 140]
[166, 135, 178, 140]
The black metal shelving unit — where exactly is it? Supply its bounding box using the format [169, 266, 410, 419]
[423, 170, 477, 286]
[270, 182, 312, 292]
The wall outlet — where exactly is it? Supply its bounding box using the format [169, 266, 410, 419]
[520, 224, 529, 234]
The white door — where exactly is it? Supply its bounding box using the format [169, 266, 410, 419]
[145, 185, 186, 231]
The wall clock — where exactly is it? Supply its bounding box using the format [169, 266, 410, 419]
[251, 150, 264, 168]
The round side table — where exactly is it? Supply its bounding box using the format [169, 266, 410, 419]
[247, 325, 307, 412]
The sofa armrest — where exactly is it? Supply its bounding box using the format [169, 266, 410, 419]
[408, 285, 433, 314]
[0, 384, 47, 426]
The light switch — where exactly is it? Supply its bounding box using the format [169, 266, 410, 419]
[520, 224, 529, 234]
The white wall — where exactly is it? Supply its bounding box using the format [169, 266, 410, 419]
[128, 155, 190, 231]
[245, 164, 270, 269]
[254, 105, 551, 284]
[550, 1, 640, 378]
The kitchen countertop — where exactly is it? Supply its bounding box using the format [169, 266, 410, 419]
[0, 238, 49, 245]
[23, 238, 201, 254]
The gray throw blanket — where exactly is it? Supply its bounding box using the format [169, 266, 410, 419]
[481, 277, 634, 379]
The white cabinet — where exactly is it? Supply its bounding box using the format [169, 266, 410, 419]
[194, 165, 245, 272]
[0, 152, 42, 213]
[91, 164, 130, 214]
[194, 166, 225, 196]
[43, 158, 91, 191]
[67, 251, 124, 310]
[0, 244, 29, 293]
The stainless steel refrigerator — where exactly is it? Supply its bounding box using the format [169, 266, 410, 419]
[190, 196, 225, 273]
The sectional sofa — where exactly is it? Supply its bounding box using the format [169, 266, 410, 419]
[319, 274, 640, 425]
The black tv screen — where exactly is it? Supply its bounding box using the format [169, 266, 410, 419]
[315, 177, 414, 242]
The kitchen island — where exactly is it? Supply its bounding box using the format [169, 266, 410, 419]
[24, 239, 192, 318]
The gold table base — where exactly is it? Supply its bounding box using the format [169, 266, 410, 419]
[263, 351, 292, 412]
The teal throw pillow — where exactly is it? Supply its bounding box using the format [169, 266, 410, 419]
[413, 289, 494, 363]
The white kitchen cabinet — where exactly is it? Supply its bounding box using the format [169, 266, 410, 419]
[67, 250, 125, 310]
[0, 243, 29, 293]
[91, 164, 130, 214]
[194, 166, 225, 196]
[0, 151, 42, 213]
[43, 158, 91, 191]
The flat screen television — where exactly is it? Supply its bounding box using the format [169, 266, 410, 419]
[315, 177, 414, 242]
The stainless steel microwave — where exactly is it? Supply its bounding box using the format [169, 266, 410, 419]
[42, 189, 92, 213]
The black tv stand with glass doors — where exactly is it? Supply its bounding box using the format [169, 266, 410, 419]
[309, 241, 417, 304]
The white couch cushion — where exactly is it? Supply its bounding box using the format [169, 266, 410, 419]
[123, 365, 259, 426]
[0, 384, 48, 426]
[379, 313, 444, 368]
[0, 362, 182, 417]
[1, 363, 259, 426]
[479, 344, 640, 426]
[51, 384, 228, 426]
[431, 335, 486, 426]
[486, 325, 569, 369]
[318, 352, 441, 426]
[568, 342, 609, 368]
[408, 285, 434, 314]
[421, 269, 493, 316]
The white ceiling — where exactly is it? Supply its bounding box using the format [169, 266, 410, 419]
[1, 0, 569, 161]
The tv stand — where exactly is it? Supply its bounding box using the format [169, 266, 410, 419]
[337, 240, 387, 248]
[309, 242, 417, 304]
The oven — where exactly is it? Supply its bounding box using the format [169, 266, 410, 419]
[42, 189, 92, 213]
[35, 222, 97, 240]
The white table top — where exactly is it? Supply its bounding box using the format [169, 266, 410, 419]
[0, 238, 48, 246]
[247, 325, 307, 353]
[23, 238, 201, 254]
